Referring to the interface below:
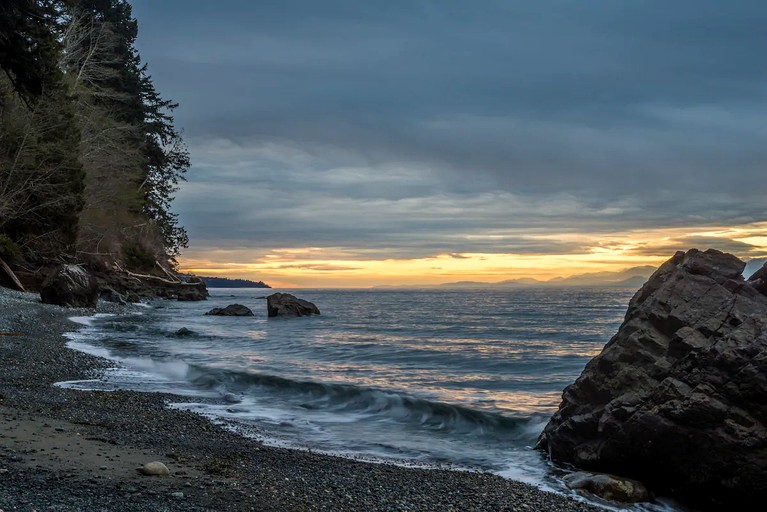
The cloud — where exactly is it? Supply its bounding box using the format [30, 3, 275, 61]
[129, 0, 767, 268]
[623, 236, 762, 258]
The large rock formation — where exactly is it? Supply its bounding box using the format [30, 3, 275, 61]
[40, 264, 99, 307]
[537, 249, 767, 508]
[266, 293, 320, 317]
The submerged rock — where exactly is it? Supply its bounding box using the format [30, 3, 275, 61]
[266, 293, 320, 317]
[537, 249, 767, 508]
[563, 471, 649, 503]
[205, 304, 254, 316]
[40, 264, 99, 308]
[171, 327, 196, 337]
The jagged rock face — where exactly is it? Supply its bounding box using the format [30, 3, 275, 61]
[537, 249, 767, 508]
[40, 264, 99, 308]
[205, 304, 254, 316]
[266, 293, 320, 317]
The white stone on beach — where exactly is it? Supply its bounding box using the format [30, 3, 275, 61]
[138, 461, 170, 476]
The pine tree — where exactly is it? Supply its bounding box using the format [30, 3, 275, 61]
[0, 0, 84, 261]
[63, 0, 189, 264]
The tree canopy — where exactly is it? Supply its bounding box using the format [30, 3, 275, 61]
[0, 0, 189, 272]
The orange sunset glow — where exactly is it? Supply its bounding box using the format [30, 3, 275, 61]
[179, 222, 767, 288]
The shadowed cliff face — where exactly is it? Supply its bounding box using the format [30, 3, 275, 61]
[538, 248, 767, 508]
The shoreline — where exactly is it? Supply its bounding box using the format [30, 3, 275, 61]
[0, 288, 603, 511]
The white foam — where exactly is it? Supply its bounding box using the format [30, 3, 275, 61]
[65, 339, 113, 359]
[69, 316, 95, 326]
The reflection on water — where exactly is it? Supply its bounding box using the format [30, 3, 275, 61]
[64, 287, 639, 500]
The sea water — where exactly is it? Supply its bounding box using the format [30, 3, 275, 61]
[61, 287, 680, 510]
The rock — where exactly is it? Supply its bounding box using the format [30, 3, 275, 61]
[223, 392, 241, 404]
[172, 327, 196, 337]
[40, 264, 99, 307]
[563, 472, 649, 503]
[99, 287, 127, 305]
[537, 249, 767, 508]
[138, 461, 170, 476]
[266, 293, 320, 317]
[205, 304, 254, 316]
[747, 261, 767, 296]
[177, 277, 208, 301]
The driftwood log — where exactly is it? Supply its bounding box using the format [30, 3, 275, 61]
[0, 256, 25, 292]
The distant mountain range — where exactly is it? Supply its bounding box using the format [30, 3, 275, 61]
[374, 265, 658, 290]
[200, 277, 271, 288]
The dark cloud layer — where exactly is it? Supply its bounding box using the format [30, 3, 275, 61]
[131, 0, 767, 258]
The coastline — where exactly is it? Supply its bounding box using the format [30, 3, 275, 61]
[0, 288, 602, 511]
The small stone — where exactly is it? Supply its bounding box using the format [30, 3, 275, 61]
[564, 471, 649, 503]
[138, 461, 170, 476]
[223, 392, 241, 404]
[171, 491, 184, 498]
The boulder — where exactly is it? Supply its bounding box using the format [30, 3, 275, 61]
[171, 327, 196, 337]
[40, 264, 99, 307]
[563, 472, 649, 503]
[537, 249, 767, 508]
[205, 304, 254, 316]
[266, 293, 320, 317]
[177, 277, 208, 301]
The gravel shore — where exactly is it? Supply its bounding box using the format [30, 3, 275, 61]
[0, 288, 602, 511]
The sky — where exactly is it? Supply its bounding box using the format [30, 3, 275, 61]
[130, 0, 767, 288]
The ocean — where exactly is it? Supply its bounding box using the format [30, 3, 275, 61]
[60, 287, 674, 509]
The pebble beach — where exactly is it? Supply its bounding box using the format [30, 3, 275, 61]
[0, 288, 602, 511]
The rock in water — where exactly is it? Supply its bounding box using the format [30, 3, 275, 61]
[138, 461, 170, 476]
[172, 327, 196, 337]
[537, 249, 767, 508]
[266, 293, 320, 317]
[205, 304, 254, 316]
[563, 472, 649, 503]
[40, 264, 99, 307]
[177, 277, 209, 301]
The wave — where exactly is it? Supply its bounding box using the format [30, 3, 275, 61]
[185, 365, 543, 441]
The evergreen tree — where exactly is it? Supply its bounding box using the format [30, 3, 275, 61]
[0, 0, 84, 261]
[63, 0, 189, 263]
[1, 0, 188, 271]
